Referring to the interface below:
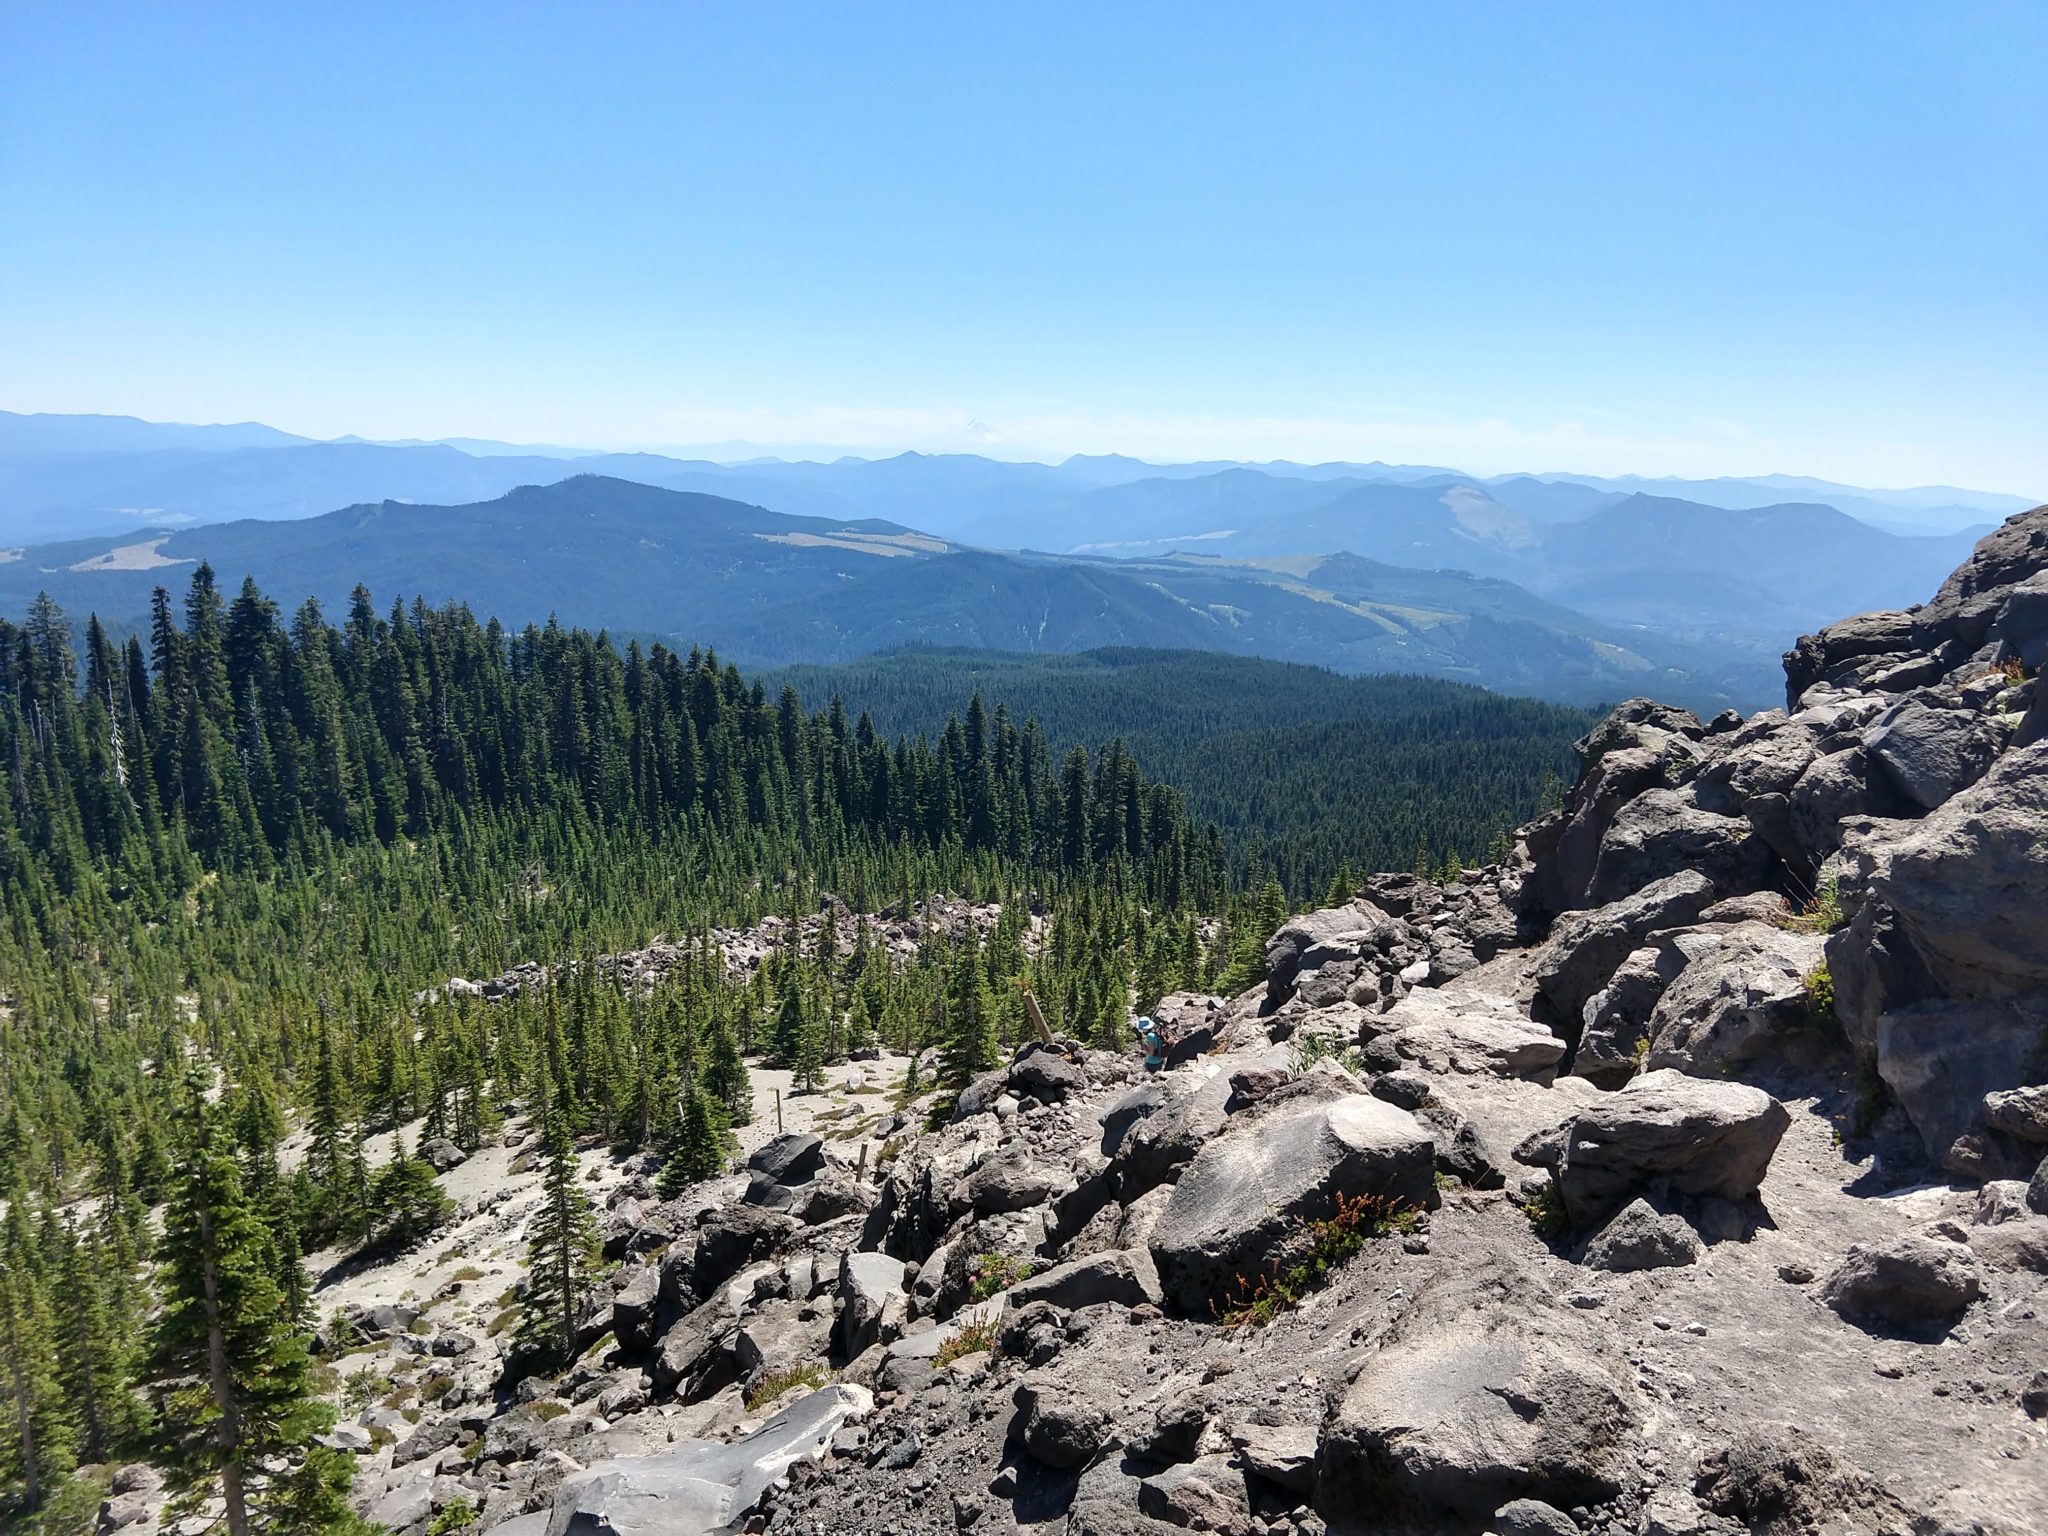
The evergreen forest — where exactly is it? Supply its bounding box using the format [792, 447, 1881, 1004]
[0, 565, 1579, 1530]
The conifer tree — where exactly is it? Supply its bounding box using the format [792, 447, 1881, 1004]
[702, 1014, 753, 1126]
[518, 1085, 599, 1367]
[939, 933, 998, 1090]
[147, 1073, 328, 1536]
[270, 1444, 372, 1536]
[0, 1193, 70, 1511]
[302, 1028, 354, 1243]
[656, 1083, 731, 1199]
[50, 1218, 144, 1467]
[370, 1134, 452, 1251]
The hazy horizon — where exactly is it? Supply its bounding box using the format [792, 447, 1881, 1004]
[0, 405, 2040, 507]
[4, 4, 2043, 491]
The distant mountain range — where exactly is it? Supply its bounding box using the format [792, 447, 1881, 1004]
[0, 409, 2029, 547]
[0, 411, 2031, 711]
[0, 475, 1781, 710]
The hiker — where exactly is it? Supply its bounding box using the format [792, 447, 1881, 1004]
[1134, 1015, 1168, 1071]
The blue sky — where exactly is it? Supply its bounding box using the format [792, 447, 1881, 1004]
[1, 2, 2042, 489]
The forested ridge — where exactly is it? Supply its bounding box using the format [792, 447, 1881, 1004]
[0, 566, 1572, 1531]
[767, 646, 1593, 889]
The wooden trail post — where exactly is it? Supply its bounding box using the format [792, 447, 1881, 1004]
[1014, 980, 1056, 1047]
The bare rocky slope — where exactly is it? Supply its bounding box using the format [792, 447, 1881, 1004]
[117, 509, 2048, 1536]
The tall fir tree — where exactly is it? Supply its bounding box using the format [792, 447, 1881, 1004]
[146, 1073, 329, 1536]
[518, 1084, 600, 1367]
[0, 1191, 71, 1512]
[370, 1134, 452, 1251]
[657, 1083, 731, 1199]
[702, 1014, 753, 1127]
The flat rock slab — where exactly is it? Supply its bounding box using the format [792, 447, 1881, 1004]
[1316, 1314, 1637, 1526]
[1006, 1248, 1163, 1312]
[544, 1384, 870, 1536]
[1381, 989, 1566, 1081]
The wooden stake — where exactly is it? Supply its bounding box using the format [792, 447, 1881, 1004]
[1014, 981, 1056, 1047]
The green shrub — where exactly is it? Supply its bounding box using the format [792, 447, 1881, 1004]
[1803, 963, 1835, 1027]
[426, 1498, 479, 1536]
[967, 1252, 1036, 1301]
[933, 1319, 999, 1367]
[343, 1365, 389, 1412]
[1784, 876, 1845, 934]
[743, 1361, 829, 1410]
[1215, 1191, 1412, 1327]
[1290, 1033, 1366, 1076]
[1522, 1180, 1569, 1239]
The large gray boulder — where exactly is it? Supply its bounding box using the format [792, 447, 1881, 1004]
[1584, 790, 1772, 910]
[609, 1265, 662, 1354]
[1316, 1313, 1637, 1525]
[1576, 943, 1684, 1086]
[1863, 740, 2048, 998]
[1521, 701, 1711, 916]
[1871, 997, 2048, 1176]
[1138, 1456, 1251, 1532]
[1490, 1501, 1582, 1536]
[2029, 1156, 2048, 1217]
[1409, 1073, 1605, 1193]
[1821, 739, 2048, 1167]
[1784, 609, 1929, 707]
[543, 1384, 870, 1536]
[1985, 1084, 2048, 1143]
[1517, 1069, 1789, 1229]
[747, 1133, 826, 1187]
[1149, 1092, 1435, 1313]
[1818, 1235, 1983, 1330]
[834, 1251, 906, 1361]
[1008, 1042, 1090, 1103]
[1642, 922, 1826, 1075]
[1010, 1377, 1115, 1469]
[1109, 1057, 1248, 1197]
[1380, 989, 1565, 1081]
[1786, 746, 1894, 871]
[1862, 697, 2002, 812]
[692, 1205, 796, 1294]
[959, 1155, 1060, 1214]
[1005, 1248, 1163, 1312]
[733, 1300, 830, 1390]
[1264, 902, 1392, 1003]
[649, 1299, 738, 1403]
[1579, 1197, 1701, 1272]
